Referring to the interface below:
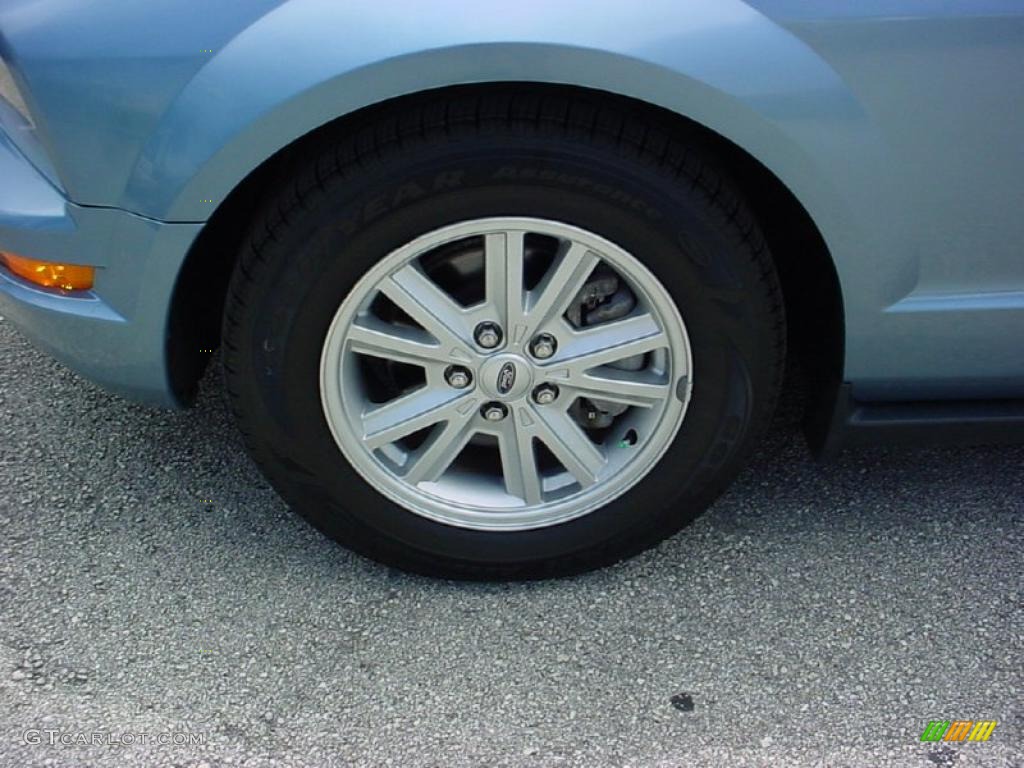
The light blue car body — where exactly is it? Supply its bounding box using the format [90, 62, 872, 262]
[1, 0, 1022, 410]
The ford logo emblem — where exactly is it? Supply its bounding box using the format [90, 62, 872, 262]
[496, 362, 516, 394]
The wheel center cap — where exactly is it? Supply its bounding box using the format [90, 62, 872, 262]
[479, 354, 533, 401]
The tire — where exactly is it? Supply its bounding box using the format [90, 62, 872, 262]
[222, 87, 785, 579]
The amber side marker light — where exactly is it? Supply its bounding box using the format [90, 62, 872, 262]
[0, 251, 95, 292]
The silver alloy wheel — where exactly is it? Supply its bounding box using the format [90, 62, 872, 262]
[320, 217, 693, 531]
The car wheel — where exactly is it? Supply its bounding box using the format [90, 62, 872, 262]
[222, 89, 784, 579]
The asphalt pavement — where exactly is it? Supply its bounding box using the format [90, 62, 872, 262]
[0, 316, 1021, 767]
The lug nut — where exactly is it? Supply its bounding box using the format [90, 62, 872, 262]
[530, 333, 557, 360]
[445, 365, 473, 389]
[474, 322, 503, 349]
[481, 402, 508, 422]
[532, 384, 559, 405]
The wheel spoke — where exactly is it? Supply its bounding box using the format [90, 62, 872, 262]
[363, 387, 474, 450]
[532, 408, 605, 488]
[565, 368, 671, 408]
[497, 416, 544, 505]
[381, 265, 473, 352]
[552, 313, 668, 370]
[524, 241, 600, 336]
[403, 416, 477, 485]
[347, 317, 446, 367]
[484, 231, 527, 338]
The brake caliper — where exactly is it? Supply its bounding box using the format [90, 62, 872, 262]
[564, 269, 643, 430]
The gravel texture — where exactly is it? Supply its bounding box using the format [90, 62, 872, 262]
[0, 316, 1021, 767]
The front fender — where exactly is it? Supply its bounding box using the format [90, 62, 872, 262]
[135, 0, 925, 399]
[121, 0, 871, 245]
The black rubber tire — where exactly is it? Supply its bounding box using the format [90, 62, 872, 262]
[222, 87, 785, 579]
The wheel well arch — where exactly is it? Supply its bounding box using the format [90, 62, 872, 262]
[167, 82, 843, 439]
